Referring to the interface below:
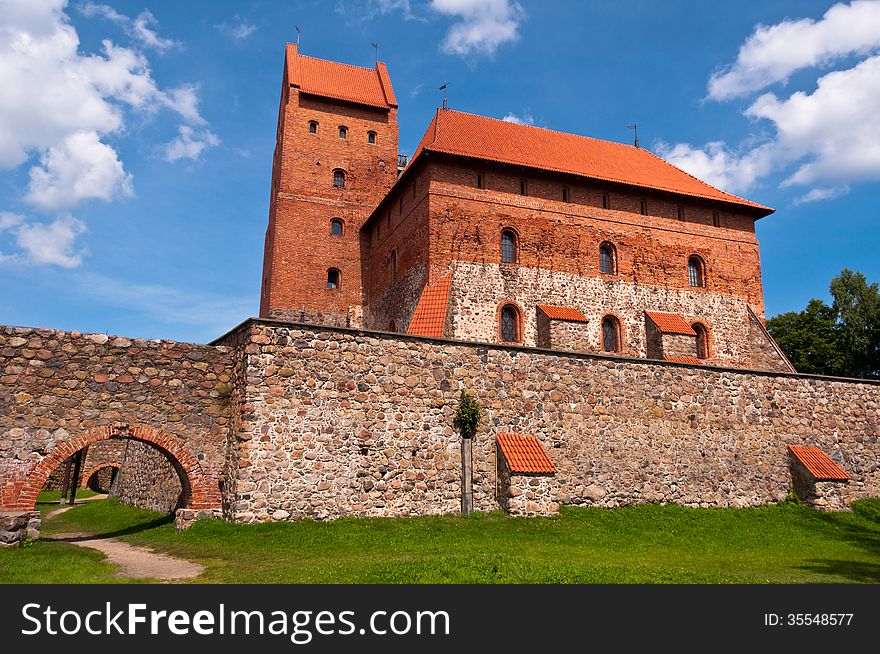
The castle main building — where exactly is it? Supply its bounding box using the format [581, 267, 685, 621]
[261, 45, 791, 372]
[5, 45, 876, 544]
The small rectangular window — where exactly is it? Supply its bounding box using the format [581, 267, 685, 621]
[640, 199, 648, 215]
[562, 187, 570, 203]
[602, 193, 610, 209]
[678, 206, 685, 221]
[520, 179, 528, 196]
[477, 173, 484, 189]
[712, 212, 721, 227]
[368, 131, 376, 144]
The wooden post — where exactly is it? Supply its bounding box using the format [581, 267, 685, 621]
[59, 457, 73, 503]
[461, 436, 473, 515]
[68, 448, 86, 505]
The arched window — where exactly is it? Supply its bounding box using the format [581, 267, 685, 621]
[309, 120, 318, 134]
[330, 218, 344, 237]
[338, 125, 348, 139]
[688, 256, 704, 287]
[599, 242, 616, 275]
[333, 169, 345, 189]
[501, 229, 517, 264]
[390, 249, 397, 283]
[367, 131, 377, 144]
[500, 305, 520, 343]
[601, 315, 621, 353]
[693, 323, 709, 359]
[327, 268, 340, 289]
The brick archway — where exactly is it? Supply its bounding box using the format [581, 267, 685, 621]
[80, 462, 121, 489]
[6, 423, 220, 512]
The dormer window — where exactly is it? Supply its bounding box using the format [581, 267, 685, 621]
[338, 126, 348, 139]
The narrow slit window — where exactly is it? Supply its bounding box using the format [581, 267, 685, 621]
[500, 305, 519, 343]
[390, 249, 397, 283]
[520, 179, 528, 196]
[602, 316, 620, 353]
[602, 193, 610, 209]
[562, 187, 570, 203]
[501, 230, 517, 264]
[678, 206, 685, 221]
[712, 212, 721, 227]
[477, 173, 484, 189]
[309, 121, 318, 134]
[640, 199, 648, 215]
[688, 256, 704, 288]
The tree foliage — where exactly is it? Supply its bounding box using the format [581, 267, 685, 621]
[767, 269, 880, 379]
[453, 389, 482, 439]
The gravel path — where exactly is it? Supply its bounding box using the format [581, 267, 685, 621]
[44, 496, 204, 580]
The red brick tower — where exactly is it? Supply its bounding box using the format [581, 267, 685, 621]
[260, 44, 399, 324]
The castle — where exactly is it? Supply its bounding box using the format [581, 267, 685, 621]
[1, 46, 878, 545]
[261, 44, 791, 372]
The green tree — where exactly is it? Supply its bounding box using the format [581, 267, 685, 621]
[454, 390, 482, 515]
[830, 269, 880, 379]
[767, 269, 880, 379]
[767, 299, 843, 375]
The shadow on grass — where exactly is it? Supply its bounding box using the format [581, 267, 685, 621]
[50, 514, 174, 541]
[795, 559, 880, 583]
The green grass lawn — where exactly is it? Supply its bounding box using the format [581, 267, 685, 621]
[2, 494, 879, 584]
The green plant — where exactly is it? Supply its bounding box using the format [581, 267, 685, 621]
[453, 389, 481, 439]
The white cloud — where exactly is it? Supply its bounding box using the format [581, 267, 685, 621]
[0, 212, 24, 231]
[74, 272, 254, 334]
[793, 186, 850, 205]
[164, 125, 220, 163]
[0, 0, 215, 265]
[215, 17, 257, 41]
[708, 1, 880, 101]
[78, 3, 180, 52]
[658, 3, 880, 202]
[430, 0, 524, 56]
[655, 140, 776, 194]
[130, 9, 179, 52]
[27, 130, 133, 210]
[501, 112, 533, 125]
[14, 214, 86, 268]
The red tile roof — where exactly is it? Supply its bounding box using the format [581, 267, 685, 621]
[537, 304, 589, 322]
[664, 355, 703, 365]
[788, 446, 849, 481]
[286, 44, 397, 109]
[645, 311, 697, 336]
[406, 274, 452, 338]
[496, 433, 556, 474]
[411, 109, 772, 215]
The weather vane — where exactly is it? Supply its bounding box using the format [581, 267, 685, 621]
[627, 123, 639, 148]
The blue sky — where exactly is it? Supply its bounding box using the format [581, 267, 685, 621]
[1, 0, 878, 343]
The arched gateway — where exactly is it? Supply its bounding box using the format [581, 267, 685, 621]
[0, 423, 221, 544]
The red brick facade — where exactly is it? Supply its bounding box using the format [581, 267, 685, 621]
[260, 45, 399, 324]
[263, 47, 787, 371]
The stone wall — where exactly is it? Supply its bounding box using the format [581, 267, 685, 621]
[113, 440, 183, 513]
[789, 459, 848, 511]
[748, 309, 794, 372]
[218, 320, 880, 523]
[0, 326, 233, 513]
[448, 261, 754, 367]
[662, 333, 698, 359]
[536, 313, 592, 352]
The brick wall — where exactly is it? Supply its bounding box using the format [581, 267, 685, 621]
[218, 321, 880, 522]
[261, 56, 398, 324]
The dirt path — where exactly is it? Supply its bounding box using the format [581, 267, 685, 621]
[45, 493, 108, 520]
[44, 497, 204, 580]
